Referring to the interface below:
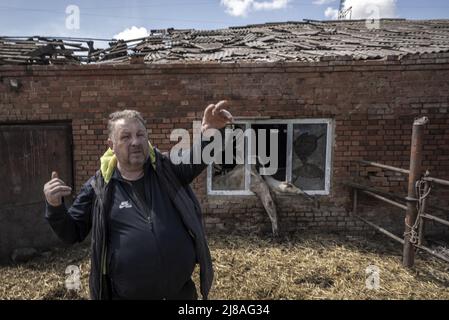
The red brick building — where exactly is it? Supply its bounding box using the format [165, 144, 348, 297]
[1, 19, 449, 260]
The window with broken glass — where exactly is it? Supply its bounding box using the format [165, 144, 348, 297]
[207, 119, 332, 195]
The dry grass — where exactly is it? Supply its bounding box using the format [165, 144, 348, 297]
[1, 232, 448, 300]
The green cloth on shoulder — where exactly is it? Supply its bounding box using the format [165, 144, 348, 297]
[100, 141, 156, 183]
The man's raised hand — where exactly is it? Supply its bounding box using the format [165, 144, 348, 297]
[201, 100, 233, 133]
[43, 171, 72, 207]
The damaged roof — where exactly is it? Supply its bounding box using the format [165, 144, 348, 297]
[0, 37, 95, 65]
[2, 19, 449, 65]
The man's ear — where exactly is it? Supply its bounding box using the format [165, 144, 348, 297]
[107, 138, 114, 152]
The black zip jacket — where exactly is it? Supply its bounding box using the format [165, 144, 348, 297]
[45, 144, 214, 300]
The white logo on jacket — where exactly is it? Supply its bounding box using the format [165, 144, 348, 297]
[119, 201, 132, 209]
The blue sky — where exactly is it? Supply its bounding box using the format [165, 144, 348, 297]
[0, 0, 448, 42]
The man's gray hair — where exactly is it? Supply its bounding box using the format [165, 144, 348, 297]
[108, 109, 147, 138]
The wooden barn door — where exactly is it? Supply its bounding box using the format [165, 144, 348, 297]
[0, 123, 73, 263]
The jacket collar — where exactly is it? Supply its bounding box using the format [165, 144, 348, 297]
[110, 157, 153, 182]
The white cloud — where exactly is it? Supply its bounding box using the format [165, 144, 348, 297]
[323, 0, 397, 20]
[324, 7, 339, 19]
[220, 0, 290, 17]
[313, 0, 336, 5]
[345, 0, 397, 19]
[113, 26, 149, 41]
[221, 0, 253, 17]
[253, 0, 289, 10]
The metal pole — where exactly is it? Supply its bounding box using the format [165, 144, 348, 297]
[359, 160, 410, 175]
[415, 244, 449, 264]
[362, 190, 407, 210]
[423, 176, 449, 187]
[403, 116, 428, 268]
[421, 213, 449, 228]
[356, 216, 405, 244]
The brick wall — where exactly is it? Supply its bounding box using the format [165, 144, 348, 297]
[1, 53, 449, 237]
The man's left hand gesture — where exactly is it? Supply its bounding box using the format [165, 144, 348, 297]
[201, 100, 233, 133]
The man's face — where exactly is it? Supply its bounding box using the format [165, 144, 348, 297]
[108, 118, 150, 170]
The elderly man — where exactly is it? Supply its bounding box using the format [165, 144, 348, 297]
[43, 101, 233, 300]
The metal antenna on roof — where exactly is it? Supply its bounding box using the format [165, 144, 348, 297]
[338, 0, 352, 20]
[338, 0, 345, 13]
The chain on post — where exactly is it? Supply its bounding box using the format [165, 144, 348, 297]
[404, 171, 432, 246]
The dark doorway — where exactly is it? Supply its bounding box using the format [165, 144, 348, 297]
[0, 123, 73, 263]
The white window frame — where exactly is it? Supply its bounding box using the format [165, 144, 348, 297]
[207, 121, 253, 196]
[207, 118, 333, 196]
